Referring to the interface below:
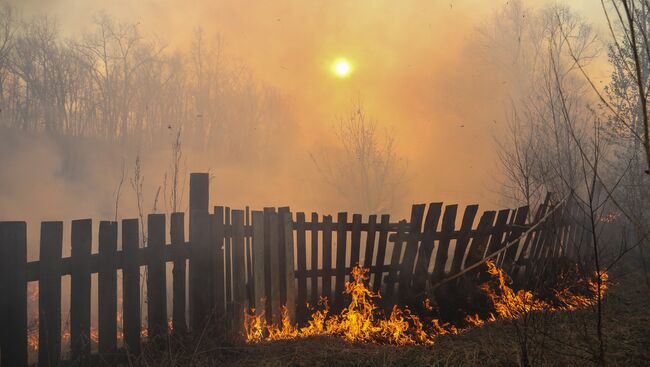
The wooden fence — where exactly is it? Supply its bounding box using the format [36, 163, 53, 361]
[0, 173, 580, 366]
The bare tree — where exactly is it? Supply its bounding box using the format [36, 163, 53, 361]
[490, 2, 597, 209]
[311, 102, 408, 214]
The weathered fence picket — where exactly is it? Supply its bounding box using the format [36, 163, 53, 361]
[122, 218, 140, 355]
[170, 213, 186, 335]
[39, 221, 62, 367]
[0, 172, 582, 367]
[70, 219, 92, 363]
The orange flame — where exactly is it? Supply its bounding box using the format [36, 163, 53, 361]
[245, 261, 608, 345]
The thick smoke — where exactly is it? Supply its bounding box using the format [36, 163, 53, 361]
[0, 0, 607, 251]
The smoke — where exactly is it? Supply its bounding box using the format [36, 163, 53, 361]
[0, 0, 608, 248]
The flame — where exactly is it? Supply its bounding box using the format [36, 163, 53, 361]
[23, 260, 608, 351]
[245, 261, 608, 345]
[26, 298, 172, 351]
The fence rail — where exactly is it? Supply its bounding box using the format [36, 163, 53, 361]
[0, 173, 580, 366]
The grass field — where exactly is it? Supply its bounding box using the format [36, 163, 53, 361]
[133, 268, 650, 367]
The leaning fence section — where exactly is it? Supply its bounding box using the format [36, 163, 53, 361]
[0, 173, 580, 366]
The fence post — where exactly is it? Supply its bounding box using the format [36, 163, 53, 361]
[147, 214, 167, 340]
[484, 209, 510, 259]
[189, 173, 212, 332]
[231, 210, 247, 335]
[464, 211, 496, 268]
[398, 204, 426, 301]
[212, 207, 226, 321]
[310, 213, 320, 307]
[412, 203, 442, 294]
[449, 205, 479, 275]
[321, 215, 333, 305]
[385, 220, 407, 307]
[264, 208, 281, 324]
[251, 211, 265, 316]
[430, 205, 458, 284]
[279, 208, 296, 324]
[98, 221, 118, 359]
[70, 219, 92, 364]
[0, 221, 28, 367]
[350, 214, 362, 269]
[333, 212, 348, 312]
[171, 213, 187, 335]
[372, 215, 390, 293]
[502, 206, 529, 270]
[295, 212, 307, 323]
[39, 221, 63, 367]
[122, 218, 141, 355]
[224, 207, 232, 320]
[362, 215, 378, 270]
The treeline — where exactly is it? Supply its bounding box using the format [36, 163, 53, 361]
[0, 6, 292, 162]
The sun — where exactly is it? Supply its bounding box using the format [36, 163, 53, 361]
[332, 58, 353, 78]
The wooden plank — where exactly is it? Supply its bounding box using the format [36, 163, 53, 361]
[70, 219, 92, 363]
[551, 205, 565, 258]
[224, 207, 232, 318]
[231, 210, 247, 335]
[321, 215, 333, 305]
[385, 220, 408, 306]
[251, 211, 265, 316]
[189, 173, 211, 332]
[277, 207, 288, 307]
[430, 205, 458, 283]
[189, 211, 211, 332]
[464, 211, 496, 268]
[212, 207, 226, 320]
[0, 222, 28, 367]
[372, 215, 390, 293]
[265, 208, 281, 324]
[171, 213, 186, 335]
[501, 206, 529, 269]
[122, 218, 141, 354]
[483, 209, 510, 259]
[531, 202, 553, 262]
[147, 214, 167, 339]
[449, 205, 479, 275]
[412, 203, 443, 292]
[245, 206, 252, 298]
[398, 204, 426, 301]
[362, 215, 378, 269]
[517, 198, 548, 262]
[310, 213, 320, 307]
[334, 212, 348, 311]
[295, 212, 308, 322]
[280, 209, 296, 323]
[190, 173, 210, 212]
[350, 214, 362, 268]
[39, 222, 63, 367]
[98, 221, 118, 357]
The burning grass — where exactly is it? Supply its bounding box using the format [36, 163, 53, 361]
[133, 265, 648, 367]
[245, 260, 608, 346]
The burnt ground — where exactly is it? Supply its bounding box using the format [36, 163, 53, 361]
[134, 269, 650, 367]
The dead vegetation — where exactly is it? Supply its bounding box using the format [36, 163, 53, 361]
[125, 268, 649, 367]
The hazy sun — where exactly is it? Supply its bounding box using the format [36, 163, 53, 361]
[332, 58, 352, 78]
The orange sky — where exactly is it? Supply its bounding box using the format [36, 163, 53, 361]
[10, 0, 609, 214]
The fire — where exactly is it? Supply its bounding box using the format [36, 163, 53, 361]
[26, 300, 172, 351]
[245, 261, 608, 345]
[246, 266, 451, 345]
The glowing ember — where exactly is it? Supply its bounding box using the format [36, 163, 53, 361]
[245, 261, 608, 345]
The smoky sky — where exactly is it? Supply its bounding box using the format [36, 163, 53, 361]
[1, 0, 608, 232]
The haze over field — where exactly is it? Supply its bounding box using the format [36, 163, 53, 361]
[0, 0, 610, 248]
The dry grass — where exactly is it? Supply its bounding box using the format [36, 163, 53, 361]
[134, 270, 650, 367]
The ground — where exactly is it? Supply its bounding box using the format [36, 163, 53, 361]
[138, 270, 650, 367]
